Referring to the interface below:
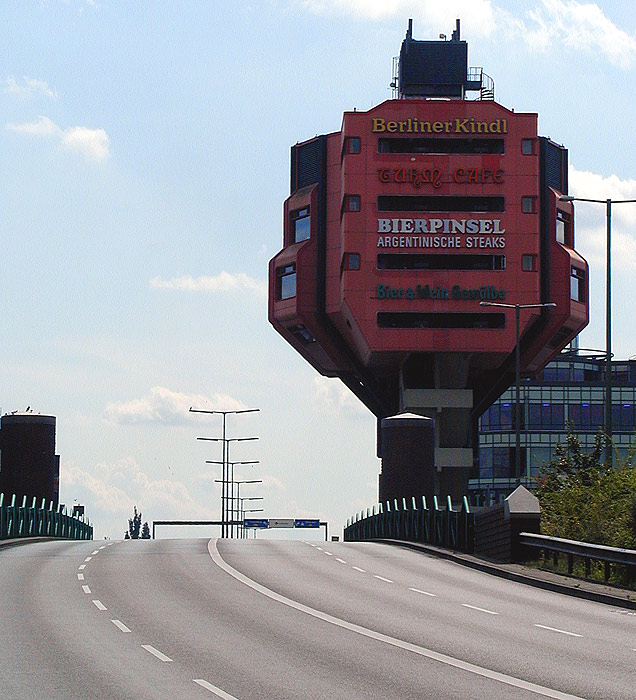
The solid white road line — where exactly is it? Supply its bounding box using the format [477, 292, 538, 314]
[373, 575, 394, 583]
[352, 566, 366, 573]
[82, 585, 91, 594]
[111, 619, 132, 633]
[409, 587, 437, 597]
[92, 600, 107, 611]
[335, 558, 347, 564]
[77, 573, 84, 581]
[462, 604, 499, 616]
[534, 624, 582, 638]
[193, 679, 239, 699]
[142, 645, 173, 662]
[209, 539, 586, 700]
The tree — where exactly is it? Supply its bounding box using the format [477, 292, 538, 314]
[537, 428, 636, 548]
[141, 521, 151, 539]
[127, 506, 142, 539]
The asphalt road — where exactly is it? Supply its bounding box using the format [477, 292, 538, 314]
[1, 537, 635, 699]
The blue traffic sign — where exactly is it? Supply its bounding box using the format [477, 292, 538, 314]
[294, 519, 320, 528]
[243, 519, 269, 529]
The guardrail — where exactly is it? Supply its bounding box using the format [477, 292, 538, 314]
[519, 532, 636, 583]
[344, 495, 474, 553]
[0, 493, 93, 541]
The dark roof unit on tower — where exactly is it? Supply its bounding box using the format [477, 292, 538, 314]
[397, 19, 491, 100]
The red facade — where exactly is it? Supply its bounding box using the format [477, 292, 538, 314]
[269, 98, 588, 419]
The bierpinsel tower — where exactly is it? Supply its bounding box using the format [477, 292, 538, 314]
[269, 20, 588, 502]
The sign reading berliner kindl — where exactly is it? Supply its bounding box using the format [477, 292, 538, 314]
[372, 117, 508, 134]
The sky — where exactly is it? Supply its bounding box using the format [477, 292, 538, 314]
[2, 0, 636, 539]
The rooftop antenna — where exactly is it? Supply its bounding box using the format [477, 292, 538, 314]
[452, 18, 460, 41]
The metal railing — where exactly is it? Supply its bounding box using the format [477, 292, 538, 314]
[0, 493, 93, 541]
[344, 495, 474, 553]
[519, 532, 636, 583]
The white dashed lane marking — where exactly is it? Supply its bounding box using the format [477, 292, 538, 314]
[193, 679, 239, 698]
[534, 624, 582, 638]
[77, 573, 84, 581]
[82, 585, 91, 594]
[462, 603, 499, 615]
[111, 620, 132, 633]
[351, 566, 366, 573]
[373, 575, 393, 583]
[409, 587, 437, 597]
[142, 645, 172, 662]
[92, 600, 107, 611]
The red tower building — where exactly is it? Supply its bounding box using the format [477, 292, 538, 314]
[269, 21, 588, 501]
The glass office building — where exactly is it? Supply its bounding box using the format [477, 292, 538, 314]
[471, 349, 636, 502]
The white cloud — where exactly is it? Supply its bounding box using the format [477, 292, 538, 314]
[106, 386, 247, 425]
[150, 272, 267, 296]
[522, 1, 636, 67]
[313, 376, 368, 416]
[61, 125, 110, 161]
[298, 1, 636, 67]
[63, 458, 213, 536]
[5, 116, 110, 161]
[5, 76, 58, 99]
[298, 0, 496, 36]
[568, 165, 636, 271]
[6, 115, 60, 136]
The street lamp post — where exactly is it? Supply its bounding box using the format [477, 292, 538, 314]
[242, 507, 265, 539]
[480, 301, 556, 483]
[237, 497, 264, 538]
[214, 478, 263, 537]
[197, 438, 258, 537]
[207, 460, 259, 537]
[191, 407, 259, 537]
[558, 196, 636, 465]
[233, 480, 262, 538]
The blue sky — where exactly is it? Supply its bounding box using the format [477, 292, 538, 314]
[2, 0, 636, 538]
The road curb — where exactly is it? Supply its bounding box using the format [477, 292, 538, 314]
[0, 537, 58, 551]
[373, 538, 636, 610]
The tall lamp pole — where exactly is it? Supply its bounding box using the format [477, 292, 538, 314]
[207, 460, 259, 536]
[559, 196, 636, 465]
[480, 301, 556, 483]
[236, 496, 263, 538]
[191, 407, 259, 537]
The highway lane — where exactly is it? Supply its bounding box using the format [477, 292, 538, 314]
[0, 538, 634, 699]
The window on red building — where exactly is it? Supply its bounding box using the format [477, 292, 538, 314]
[521, 196, 535, 213]
[347, 137, 361, 154]
[291, 207, 310, 243]
[344, 195, 361, 212]
[276, 263, 296, 300]
[342, 252, 361, 270]
[521, 138, 535, 155]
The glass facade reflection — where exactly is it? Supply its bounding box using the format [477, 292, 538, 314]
[471, 350, 636, 503]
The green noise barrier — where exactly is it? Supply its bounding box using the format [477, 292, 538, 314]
[344, 495, 474, 554]
[0, 493, 93, 541]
